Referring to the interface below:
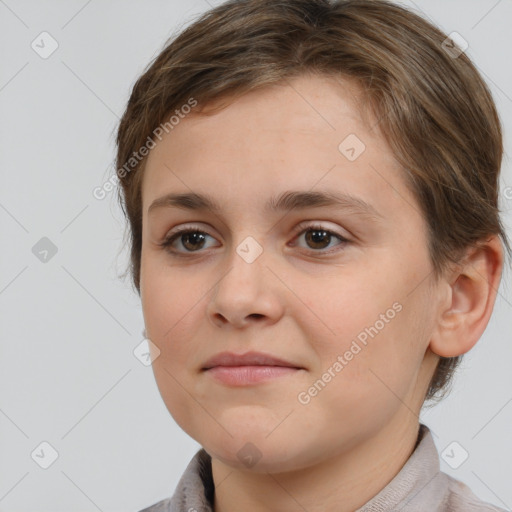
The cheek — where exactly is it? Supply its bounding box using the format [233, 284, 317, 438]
[294, 263, 401, 357]
[297, 261, 430, 402]
[140, 263, 209, 435]
[295, 302, 428, 447]
[140, 260, 202, 366]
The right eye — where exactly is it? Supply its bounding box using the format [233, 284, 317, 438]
[159, 227, 218, 256]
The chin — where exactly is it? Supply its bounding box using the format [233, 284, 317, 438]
[176, 405, 323, 472]
[200, 429, 318, 474]
[207, 443, 297, 473]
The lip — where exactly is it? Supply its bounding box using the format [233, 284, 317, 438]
[205, 365, 302, 386]
[201, 350, 302, 370]
[201, 351, 304, 386]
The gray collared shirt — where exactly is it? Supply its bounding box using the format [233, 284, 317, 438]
[139, 424, 506, 512]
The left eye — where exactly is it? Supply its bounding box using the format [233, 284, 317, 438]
[160, 223, 349, 256]
[292, 224, 349, 252]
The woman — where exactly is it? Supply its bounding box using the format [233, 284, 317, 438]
[115, 0, 510, 510]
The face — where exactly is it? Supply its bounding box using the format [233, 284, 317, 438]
[140, 74, 440, 473]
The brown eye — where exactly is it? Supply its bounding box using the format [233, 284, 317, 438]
[179, 231, 208, 251]
[293, 223, 349, 254]
[304, 228, 333, 249]
[160, 222, 350, 258]
[160, 228, 216, 254]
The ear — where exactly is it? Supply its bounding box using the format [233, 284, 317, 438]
[429, 235, 504, 358]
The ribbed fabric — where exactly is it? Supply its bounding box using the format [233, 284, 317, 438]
[139, 424, 506, 512]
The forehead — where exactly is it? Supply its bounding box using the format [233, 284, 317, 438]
[141, 74, 418, 225]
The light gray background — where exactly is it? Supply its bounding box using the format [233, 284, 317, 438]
[0, 1, 511, 511]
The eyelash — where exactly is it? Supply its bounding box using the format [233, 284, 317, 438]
[159, 222, 350, 258]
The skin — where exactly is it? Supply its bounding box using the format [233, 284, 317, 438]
[139, 73, 503, 512]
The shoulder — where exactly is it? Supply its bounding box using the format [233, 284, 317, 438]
[441, 472, 507, 512]
[136, 448, 213, 512]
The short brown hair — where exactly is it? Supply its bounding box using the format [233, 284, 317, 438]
[115, 0, 510, 402]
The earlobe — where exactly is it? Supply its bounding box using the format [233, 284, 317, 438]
[429, 236, 504, 358]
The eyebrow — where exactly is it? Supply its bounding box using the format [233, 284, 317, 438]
[147, 189, 383, 220]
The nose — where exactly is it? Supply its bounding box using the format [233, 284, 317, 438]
[206, 246, 285, 329]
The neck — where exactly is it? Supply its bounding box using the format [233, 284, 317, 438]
[211, 415, 420, 512]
